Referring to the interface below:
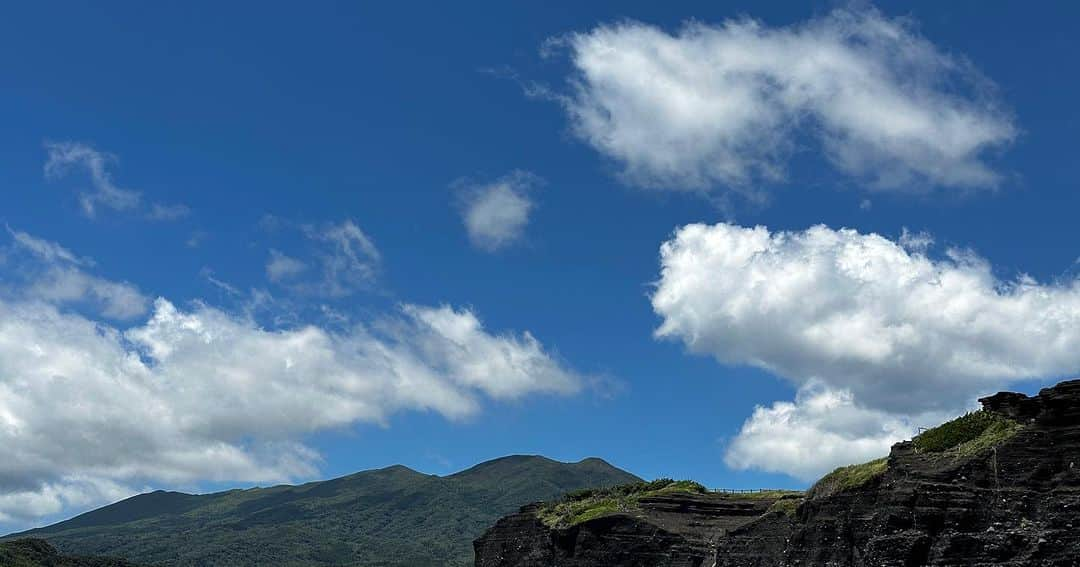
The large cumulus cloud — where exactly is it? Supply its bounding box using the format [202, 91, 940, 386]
[653, 223, 1080, 478]
[555, 8, 1015, 195]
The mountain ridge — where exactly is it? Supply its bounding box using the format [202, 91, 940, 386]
[4, 454, 641, 566]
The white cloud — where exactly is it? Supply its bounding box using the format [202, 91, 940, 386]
[269, 220, 382, 297]
[266, 249, 308, 282]
[7, 226, 92, 266]
[0, 477, 135, 524]
[147, 203, 191, 221]
[3, 229, 148, 319]
[556, 8, 1015, 195]
[44, 141, 141, 217]
[653, 223, 1080, 477]
[0, 283, 580, 527]
[724, 382, 929, 481]
[43, 141, 188, 220]
[28, 267, 149, 320]
[186, 230, 208, 249]
[457, 171, 538, 252]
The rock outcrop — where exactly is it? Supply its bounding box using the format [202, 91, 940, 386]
[474, 492, 788, 566]
[475, 379, 1080, 567]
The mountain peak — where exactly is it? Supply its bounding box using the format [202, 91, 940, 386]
[448, 454, 638, 482]
[6, 454, 640, 566]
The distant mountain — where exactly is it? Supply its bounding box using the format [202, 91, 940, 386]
[5, 455, 640, 566]
[0, 538, 145, 566]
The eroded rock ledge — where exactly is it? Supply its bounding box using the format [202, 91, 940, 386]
[474, 379, 1080, 567]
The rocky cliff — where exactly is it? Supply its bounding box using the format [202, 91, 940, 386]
[475, 380, 1080, 567]
[474, 491, 788, 567]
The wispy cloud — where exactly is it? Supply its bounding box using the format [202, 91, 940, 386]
[6, 225, 93, 266]
[3, 227, 148, 319]
[262, 218, 382, 297]
[44, 141, 141, 216]
[147, 202, 192, 221]
[44, 141, 190, 221]
[266, 249, 308, 282]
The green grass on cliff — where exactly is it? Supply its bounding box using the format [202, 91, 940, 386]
[806, 410, 1023, 501]
[808, 457, 888, 500]
[912, 410, 1022, 456]
[765, 495, 804, 517]
[537, 479, 706, 528]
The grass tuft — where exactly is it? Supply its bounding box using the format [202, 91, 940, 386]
[808, 457, 888, 500]
[912, 410, 1022, 456]
[765, 495, 804, 517]
[537, 479, 706, 528]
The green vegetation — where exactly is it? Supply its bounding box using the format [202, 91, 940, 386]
[2, 456, 640, 567]
[765, 495, 804, 517]
[913, 410, 1023, 456]
[808, 457, 888, 500]
[805, 410, 1024, 501]
[538, 478, 707, 528]
[0, 538, 144, 566]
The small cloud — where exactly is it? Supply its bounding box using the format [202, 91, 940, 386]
[43, 141, 189, 222]
[44, 141, 141, 217]
[147, 203, 191, 221]
[258, 214, 285, 232]
[266, 249, 308, 282]
[200, 267, 242, 297]
[455, 171, 540, 252]
[186, 230, 209, 248]
[899, 227, 934, 252]
[859, 199, 872, 211]
[262, 218, 381, 297]
[6, 225, 93, 266]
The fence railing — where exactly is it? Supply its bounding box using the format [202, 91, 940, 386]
[709, 488, 798, 494]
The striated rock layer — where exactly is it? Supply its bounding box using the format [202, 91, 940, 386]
[475, 379, 1080, 567]
[474, 493, 782, 567]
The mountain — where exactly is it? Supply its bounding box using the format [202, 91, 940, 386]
[0, 538, 146, 567]
[5, 455, 639, 567]
[476, 380, 1080, 566]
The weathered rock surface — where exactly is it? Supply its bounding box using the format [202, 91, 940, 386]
[474, 493, 783, 566]
[475, 380, 1080, 567]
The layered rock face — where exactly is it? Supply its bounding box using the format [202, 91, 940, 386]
[474, 492, 786, 566]
[475, 380, 1080, 567]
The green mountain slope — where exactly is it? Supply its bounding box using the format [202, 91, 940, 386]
[0, 538, 146, 567]
[4, 455, 640, 566]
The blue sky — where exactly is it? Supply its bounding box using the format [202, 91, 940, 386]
[2, 1, 1080, 530]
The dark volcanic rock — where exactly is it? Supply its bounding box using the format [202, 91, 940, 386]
[474, 493, 782, 567]
[475, 380, 1080, 567]
[720, 379, 1080, 567]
